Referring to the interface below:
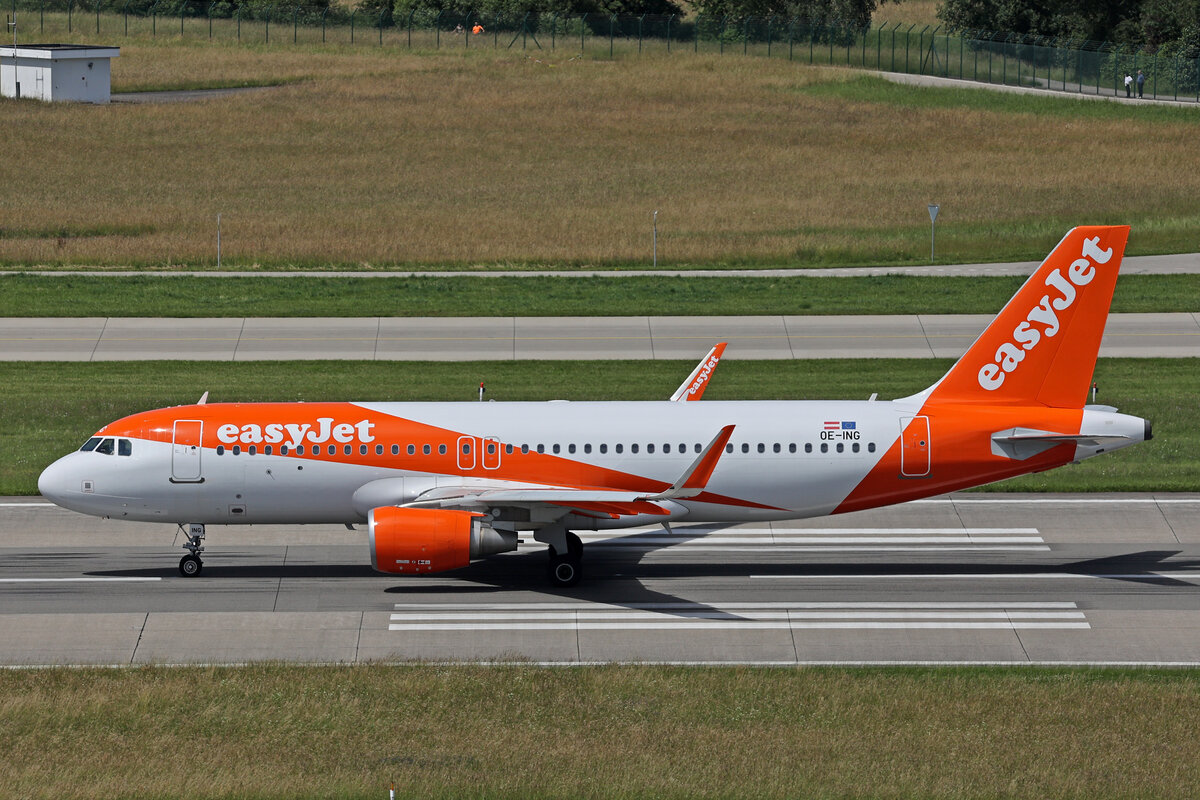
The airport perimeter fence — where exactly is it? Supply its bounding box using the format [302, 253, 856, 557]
[9, 0, 1200, 103]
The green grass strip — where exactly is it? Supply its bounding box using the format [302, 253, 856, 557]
[4, 664, 1200, 799]
[4, 358, 1190, 495]
[1, 273, 1197, 317]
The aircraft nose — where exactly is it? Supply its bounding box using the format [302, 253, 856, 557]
[38, 456, 74, 505]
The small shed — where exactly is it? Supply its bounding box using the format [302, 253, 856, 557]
[0, 44, 120, 103]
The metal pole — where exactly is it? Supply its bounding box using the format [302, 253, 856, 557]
[928, 204, 939, 261]
[652, 210, 658, 267]
[217, 213, 221, 268]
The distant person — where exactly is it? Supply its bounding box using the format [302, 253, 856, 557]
[472, 22, 484, 34]
[1124, 73, 1132, 97]
[454, 23, 464, 35]
[1137, 70, 1146, 98]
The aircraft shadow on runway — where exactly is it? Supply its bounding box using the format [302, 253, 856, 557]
[85, 539, 1200, 620]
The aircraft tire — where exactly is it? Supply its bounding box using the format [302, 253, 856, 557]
[179, 554, 203, 577]
[548, 554, 581, 587]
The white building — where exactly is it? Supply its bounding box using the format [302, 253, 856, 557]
[0, 44, 120, 103]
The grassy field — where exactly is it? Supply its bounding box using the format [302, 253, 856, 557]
[3, 35, 1200, 269]
[4, 664, 1200, 799]
[0, 272, 1197, 316]
[3, 358, 1191, 495]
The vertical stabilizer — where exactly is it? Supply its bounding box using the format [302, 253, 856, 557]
[920, 225, 1129, 408]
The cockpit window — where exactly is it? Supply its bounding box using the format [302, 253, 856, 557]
[118, 439, 132, 457]
[94, 438, 115, 455]
[80, 437, 101, 452]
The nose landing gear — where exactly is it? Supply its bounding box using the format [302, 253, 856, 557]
[178, 523, 206, 577]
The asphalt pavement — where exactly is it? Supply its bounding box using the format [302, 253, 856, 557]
[1, 313, 1196, 361]
[3, 494, 1199, 665]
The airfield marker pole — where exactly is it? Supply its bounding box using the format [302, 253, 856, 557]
[652, 210, 658, 267]
[928, 204, 939, 261]
[216, 214, 221, 268]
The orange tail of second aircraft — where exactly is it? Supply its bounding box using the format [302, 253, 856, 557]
[919, 225, 1130, 408]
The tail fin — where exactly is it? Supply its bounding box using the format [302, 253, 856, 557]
[919, 225, 1130, 408]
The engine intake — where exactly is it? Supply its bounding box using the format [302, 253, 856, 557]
[368, 506, 517, 574]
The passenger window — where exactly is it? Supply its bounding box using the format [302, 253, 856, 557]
[423, 444, 431, 455]
[773, 443, 781, 454]
[281, 445, 289, 455]
[505, 444, 513, 455]
[265, 445, 273, 455]
[217, 445, 225, 455]
[599, 444, 607, 454]
[789, 443, 796, 453]
[118, 439, 132, 456]
[804, 443, 812, 453]
[553, 444, 561, 454]
[80, 437, 101, 452]
[647, 444, 655, 454]
[296, 446, 305, 455]
[568, 444, 575, 454]
[488, 443, 497, 455]
[820, 443, 828, 453]
[407, 445, 415, 455]
[439, 444, 448, 455]
[631, 444, 639, 454]
[376, 445, 383, 455]
[695, 443, 702, 453]
[521, 444, 530, 454]
[868, 443, 876, 453]
[725, 444, 733, 453]
[232, 445, 241, 455]
[663, 444, 670, 454]
[537, 444, 545, 454]
[741, 443, 749, 454]
[584, 443, 592, 454]
[757, 443, 765, 454]
[95, 438, 115, 455]
[836, 443, 844, 453]
[391, 445, 399, 455]
[328, 445, 336, 455]
[462, 443, 470, 455]
[248, 446, 257, 455]
[615, 444, 623, 454]
[347, 445, 355, 455]
[852, 443, 860, 453]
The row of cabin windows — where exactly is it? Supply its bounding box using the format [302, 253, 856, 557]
[212, 440, 877, 457]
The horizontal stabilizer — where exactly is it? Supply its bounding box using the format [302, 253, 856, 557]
[991, 427, 1129, 460]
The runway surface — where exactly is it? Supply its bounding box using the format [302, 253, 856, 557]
[2, 313, 1199, 360]
[5, 252, 1200, 277]
[4, 494, 1200, 666]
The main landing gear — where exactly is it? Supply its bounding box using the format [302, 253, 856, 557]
[536, 524, 583, 588]
[178, 523, 206, 577]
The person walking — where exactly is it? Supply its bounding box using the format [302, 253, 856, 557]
[1124, 73, 1133, 97]
[1137, 70, 1146, 98]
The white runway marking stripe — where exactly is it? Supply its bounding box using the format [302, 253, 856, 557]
[566, 527, 1048, 552]
[388, 601, 1088, 631]
[0, 577, 162, 583]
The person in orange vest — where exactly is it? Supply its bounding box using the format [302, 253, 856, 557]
[472, 22, 484, 34]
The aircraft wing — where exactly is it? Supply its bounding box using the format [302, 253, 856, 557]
[670, 343, 726, 401]
[403, 425, 736, 519]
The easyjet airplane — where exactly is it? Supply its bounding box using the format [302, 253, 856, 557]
[38, 226, 1150, 586]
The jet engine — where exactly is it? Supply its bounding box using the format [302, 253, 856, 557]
[368, 506, 517, 574]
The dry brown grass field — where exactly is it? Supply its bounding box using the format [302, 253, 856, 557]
[5, 665, 1200, 799]
[3, 32, 1200, 268]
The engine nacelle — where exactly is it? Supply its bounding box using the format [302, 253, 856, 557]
[368, 506, 517, 575]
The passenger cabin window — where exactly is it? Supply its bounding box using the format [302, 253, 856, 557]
[264, 445, 272, 455]
[599, 444, 607, 454]
[804, 443, 812, 453]
[281, 445, 289, 455]
[423, 445, 431, 455]
[631, 444, 639, 454]
[615, 444, 623, 454]
[248, 445, 257, 455]
[296, 446, 305, 455]
[438, 444, 447, 455]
